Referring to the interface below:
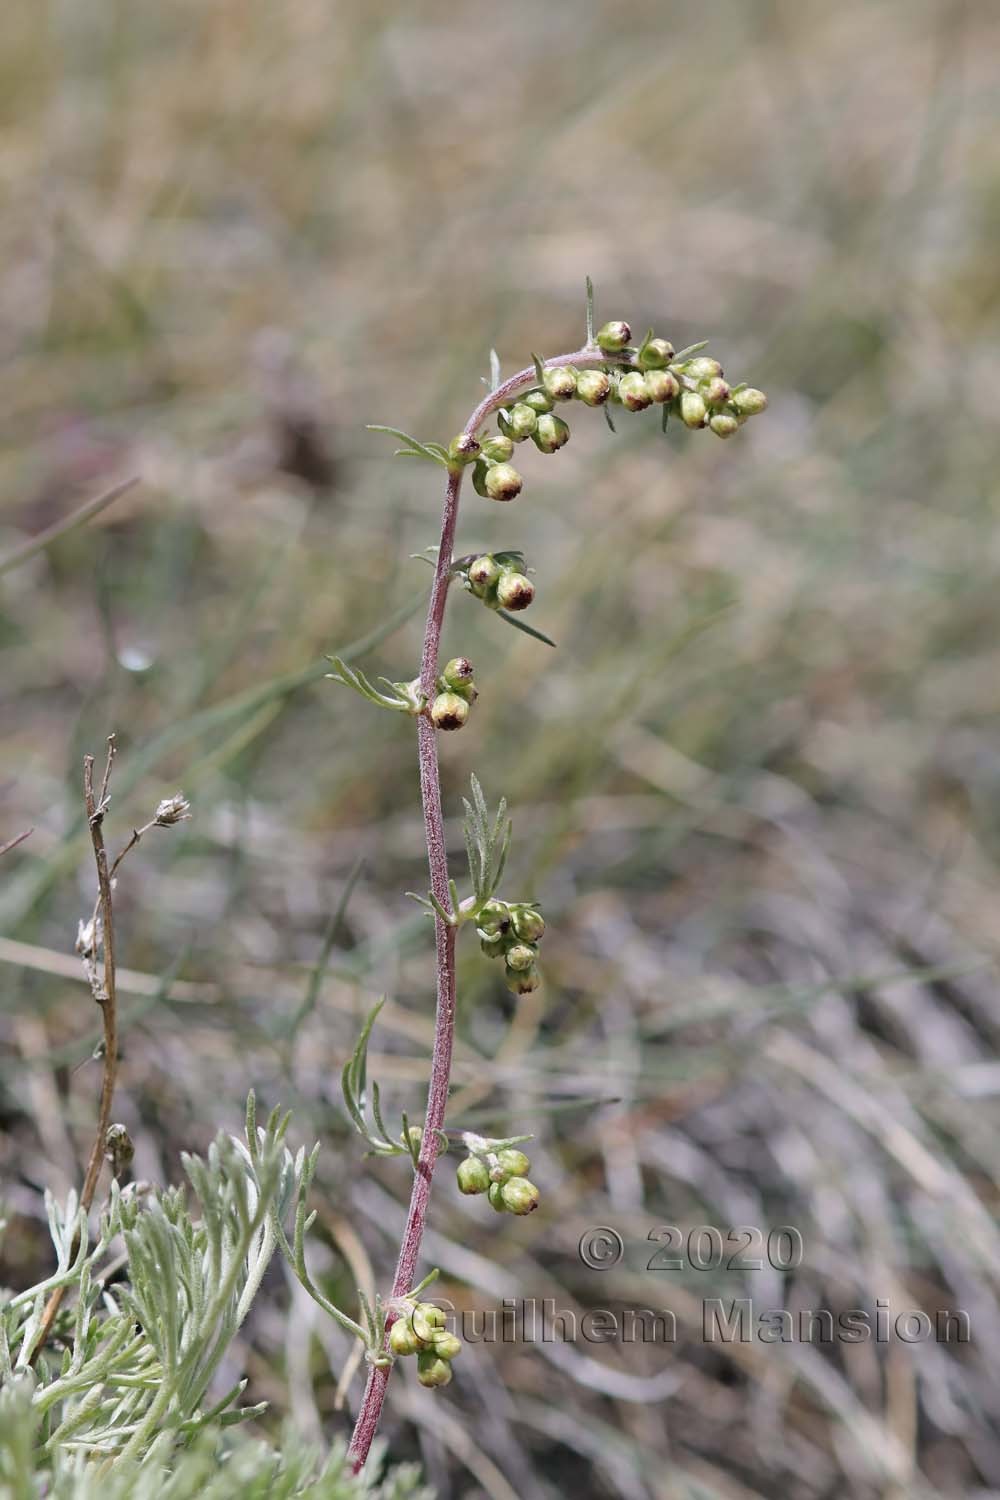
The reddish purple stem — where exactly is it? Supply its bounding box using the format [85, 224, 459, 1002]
[348, 345, 625, 1470]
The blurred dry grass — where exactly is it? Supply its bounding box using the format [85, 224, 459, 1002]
[2, 1, 1000, 1496]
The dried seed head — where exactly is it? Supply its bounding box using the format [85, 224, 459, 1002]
[430, 692, 470, 731]
[495, 572, 535, 611]
[596, 320, 632, 353]
[105, 1123, 134, 1177]
[154, 793, 191, 827]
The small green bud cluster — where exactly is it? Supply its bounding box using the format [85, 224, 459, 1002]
[476, 898, 545, 994]
[388, 1300, 462, 1386]
[465, 552, 535, 613]
[491, 384, 573, 481]
[472, 356, 617, 505]
[604, 352, 768, 436]
[457, 1139, 541, 1216]
[430, 656, 478, 731]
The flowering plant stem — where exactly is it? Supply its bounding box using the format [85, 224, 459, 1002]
[347, 344, 626, 1470]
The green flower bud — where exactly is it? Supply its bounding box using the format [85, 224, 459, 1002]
[709, 413, 739, 439]
[506, 403, 539, 438]
[638, 336, 675, 370]
[400, 1124, 423, 1152]
[542, 366, 578, 402]
[575, 369, 611, 406]
[472, 460, 491, 497]
[447, 433, 480, 466]
[596, 320, 632, 353]
[495, 1148, 531, 1179]
[442, 657, 476, 693]
[730, 386, 768, 416]
[430, 692, 470, 731]
[644, 369, 680, 405]
[679, 391, 708, 429]
[496, 571, 535, 611]
[700, 377, 731, 407]
[411, 1303, 445, 1343]
[488, 1181, 507, 1213]
[478, 899, 511, 937]
[521, 388, 554, 414]
[416, 1351, 453, 1388]
[504, 942, 538, 972]
[500, 1177, 541, 1215]
[532, 413, 570, 455]
[484, 463, 523, 502]
[506, 964, 541, 995]
[389, 1317, 422, 1357]
[480, 433, 514, 463]
[456, 1156, 491, 1195]
[511, 906, 545, 942]
[682, 356, 723, 381]
[618, 372, 653, 413]
[467, 554, 500, 593]
[432, 1330, 463, 1361]
[480, 931, 506, 959]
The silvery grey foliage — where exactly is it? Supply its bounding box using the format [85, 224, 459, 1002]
[0, 1100, 424, 1494]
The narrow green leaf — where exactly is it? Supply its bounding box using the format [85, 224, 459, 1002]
[496, 609, 558, 647]
[672, 340, 709, 362]
[530, 352, 547, 386]
[490, 348, 502, 390]
[603, 405, 617, 434]
[367, 425, 449, 468]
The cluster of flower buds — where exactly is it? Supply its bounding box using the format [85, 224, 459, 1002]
[476, 898, 545, 994]
[445, 358, 598, 509]
[456, 1135, 541, 1216]
[388, 1300, 462, 1388]
[430, 656, 478, 732]
[595, 322, 768, 439]
[462, 549, 535, 613]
